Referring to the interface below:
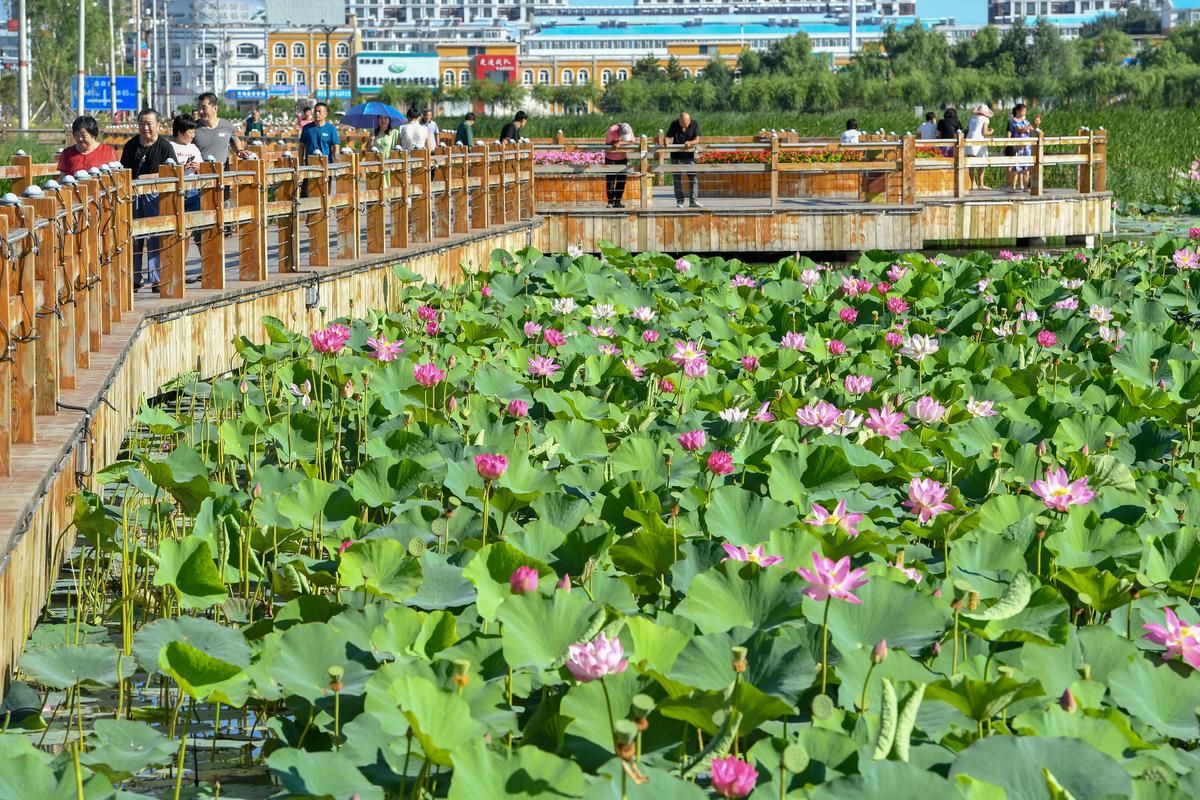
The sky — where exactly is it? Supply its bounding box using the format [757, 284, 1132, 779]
[918, 0, 988, 25]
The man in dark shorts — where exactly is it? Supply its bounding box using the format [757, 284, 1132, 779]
[667, 111, 700, 208]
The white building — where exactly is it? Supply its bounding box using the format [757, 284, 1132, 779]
[1162, 0, 1200, 27]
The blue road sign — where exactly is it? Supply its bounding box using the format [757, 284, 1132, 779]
[70, 76, 139, 112]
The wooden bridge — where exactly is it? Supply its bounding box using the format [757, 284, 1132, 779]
[0, 127, 1111, 684]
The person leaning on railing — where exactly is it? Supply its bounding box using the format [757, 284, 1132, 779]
[120, 107, 175, 292]
[667, 111, 700, 209]
[604, 122, 634, 209]
[58, 115, 118, 176]
[455, 112, 475, 148]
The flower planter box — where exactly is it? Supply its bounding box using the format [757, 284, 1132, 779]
[916, 167, 955, 196]
[535, 174, 632, 206]
[697, 172, 863, 200]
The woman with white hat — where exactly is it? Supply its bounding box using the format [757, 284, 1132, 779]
[966, 104, 994, 191]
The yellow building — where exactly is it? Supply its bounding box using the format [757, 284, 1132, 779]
[267, 28, 360, 99]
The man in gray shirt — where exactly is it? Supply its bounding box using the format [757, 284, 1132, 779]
[193, 91, 246, 164]
[420, 108, 439, 150]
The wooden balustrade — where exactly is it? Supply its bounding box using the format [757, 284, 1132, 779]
[530, 130, 1109, 207]
[0, 142, 536, 477]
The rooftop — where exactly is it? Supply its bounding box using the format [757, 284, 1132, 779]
[527, 19, 901, 38]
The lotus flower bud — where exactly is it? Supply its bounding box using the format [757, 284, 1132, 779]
[448, 395, 458, 414]
[932, 640, 941, 656]
[252, 483, 262, 499]
[1060, 688, 1077, 712]
[447, 355, 457, 370]
[238, 379, 249, 394]
[871, 639, 888, 664]
[342, 379, 354, 399]
[968, 591, 980, 612]
[731, 646, 748, 674]
[1037, 440, 1047, 457]
[555, 573, 571, 592]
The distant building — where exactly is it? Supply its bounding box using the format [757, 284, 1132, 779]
[1162, 0, 1200, 28]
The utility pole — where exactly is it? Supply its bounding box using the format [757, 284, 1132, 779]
[849, 0, 857, 56]
[150, 0, 158, 110]
[17, 0, 29, 128]
[162, 5, 170, 116]
[324, 24, 333, 103]
[77, 0, 87, 115]
[108, 0, 117, 118]
[135, 5, 143, 110]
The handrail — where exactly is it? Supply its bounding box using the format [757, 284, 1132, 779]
[0, 139, 538, 477]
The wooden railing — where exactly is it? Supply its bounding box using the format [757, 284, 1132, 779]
[529, 130, 1108, 207]
[0, 141, 535, 476]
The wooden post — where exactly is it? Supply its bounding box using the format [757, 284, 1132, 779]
[901, 133, 916, 204]
[157, 164, 186, 298]
[478, 144, 492, 229]
[954, 131, 968, 198]
[30, 196, 59, 414]
[436, 146, 452, 238]
[66, 185, 91, 368]
[117, 169, 134, 312]
[526, 140, 536, 219]
[495, 142, 508, 226]
[392, 150, 410, 250]
[97, 172, 120, 325]
[277, 155, 300, 274]
[638, 137, 649, 210]
[0, 210, 36, 444]
[50, 187, 77, 388]
[1094, 129, 1107, 193]
[511, 143, 523, 221]
[307, 155, 331, 267]
[10, 154, 32, 196]
[364, 150, 385, 254]
[199, 161, 226, 290]
[0, 217, 10, 475]
[769, 134, 779, 207]
[415, 147, 433, 243]
[236, 155, 268, 281]
[1031, 129, 1045, 198]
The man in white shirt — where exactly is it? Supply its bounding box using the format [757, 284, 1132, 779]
[917, 112, 938, 140]
[840, 118, 862, 145]
[399, 113, 428, 152]
[420, 108, 440, 150]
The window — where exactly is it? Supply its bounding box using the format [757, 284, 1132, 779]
[273, 70, 288, 84]
[561, 68, 574, 84]
[292, 42, 305, 59]
[459, 68, 470, 84]
[294, 69, 307, 86]
[236, 43, 259, 59]
[443, 69, 455, 85]
[237, 70, 257, 85]
[538, 68, 549, 83]
[273, 43, 287, 59]
[601, 68, 612, 85]
[337, 69, 350, 87]
[522, 69, 533, 85]
[577, 68, 589, 83]
[335, 42, 349, 58]
[682, 68, 691, 78]
[170, 44, 180, 59]
[196, 43, 217, 60]
[317, 70, 329, 87]
[617, 68, 628, 80]
[317, 42, 328, 58]
[171, 70, 182, 87]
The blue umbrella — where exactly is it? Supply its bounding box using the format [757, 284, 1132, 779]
[340, 102, 407, 129]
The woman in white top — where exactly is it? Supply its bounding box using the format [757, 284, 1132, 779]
[170, 116, 204, 282]
[965, 104, 993, 190]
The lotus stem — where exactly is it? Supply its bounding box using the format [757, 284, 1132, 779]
[600, 676, 618, 752]
[820, 597, 831, 694]
[172, 699, 192, 800]
[482, 483, 492, 548]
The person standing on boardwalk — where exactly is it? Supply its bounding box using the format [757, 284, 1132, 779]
[840, 118, 862, 145]
[917, 111, 938, 140]
[604, 122, 634, 208]
[500, 111, 528, 144]
[244, 108, 264, 140]
[965, 104, 994, 191]
[667, 111, 700, 208]
[194, 92, 245, 165]
[298, 102, 340, 198]
[420, 108, 440, 150]
[1005, 103, 1040, 192]
[58, 116, 117, 175]
[455, 112, 476, 147]
[399, 110, 428, 152]
[936, 108, 964, 157]
[372, 114, 401, 188]
[120, 108, 175, 291]
[169, 116, 204, 284]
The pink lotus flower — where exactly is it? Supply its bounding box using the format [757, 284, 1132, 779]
[839, 307, 858, 324]
[885, 330, 904, 348]
[891, 562, 923, 583]
[523, 321, 542, 338]
[752, 402, 775, 422]
[865, 406, 908, 440]
[740, 355, 759, 372]
[566, 632, 628, 682]
[841, 275, 863, 297]
[1190, 227, 1200, 240]
[527, 355, 560, 377]
[710, 756, 759, 798]
[311, 323, 351, 354]
[506, 399, 529, 418]
[908, 396, 947, 425]
[779, 331, 806, 351]
[683, 358, 709, 379]
[1036, 330, 1057, 348]
[797, 551, 869, 604]
[623, 358, 644, 379]
[1089, 304, 1114, 323]
[966, 397, 997, 417]
[876, 281, 891, 294]
[366, 336, 404, 362]
[1174, 248, 1200, 270]
[730, 274, 756, 288]
[543, 328, 566, 347]
[413, 363, 446, 387]
[834, 409, 863, 436]
[828, 339, 846, 356]
[678, 430, 706, 451]
[1030, 466, 1096, 512]
[844, 374, 873, 395]
[288, 380, 312, 409]
[509, 565, 538, 594]
[796, 401, 841, 433]
[675, 257, 691, 272]
[887, 264, 908, 282]
[338, 538, 354, 555]
[671, 340, 708, 366]
[997, 249, 1024, 262]
[886, 296, 909, 314]
[417, 305, 438, 322]
[474, 453, 508, 481]
[480, 285, 492, 298]
[805, 500, 863, 536]
[1054, 297, 1079, 312]
[643, 328, 661, 343]
[720, 543, 783, 567]
[659, 377, 676, 394]
[856, 279, 873, 294]
[900, 334, 939, 362]
[598, 344, 621, 356]
[1143, 608, 1200, 669]
[587, 325, 614, 338]
[799, 268, 820, 289]
[424, 321, 440, 337]
[556, 573, 572, 592]
[903, 477, 954, 524]
[707, 451, 735, 475]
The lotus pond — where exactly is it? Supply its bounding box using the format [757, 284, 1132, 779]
[8, 234, 1200, 799]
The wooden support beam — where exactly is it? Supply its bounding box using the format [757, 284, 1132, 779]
[364, 151, 385, 254]
[158, 164, 187, 299]
[29, 197, 59, 416]
[277, 156, 300, 274]
[954, 132, 968, 199]
[307, 155, 331, 268]
[1031, 130, 1045, 198]
[199, 161, 226, 290]
[337, 152, 360, 262]
[0, 216, 10, 476]
[237, 155, 268, 281]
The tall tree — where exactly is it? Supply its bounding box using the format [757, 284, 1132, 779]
[30, 0, 109, 121]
